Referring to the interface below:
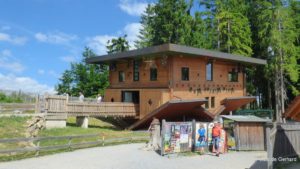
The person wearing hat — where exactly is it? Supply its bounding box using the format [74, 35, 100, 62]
[212, 121, 221, 157]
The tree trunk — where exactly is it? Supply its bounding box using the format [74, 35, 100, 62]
[268, 81, 272, 109]
[217, 18, 220, 50]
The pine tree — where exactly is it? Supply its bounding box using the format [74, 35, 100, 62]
[107, 35, 130, 54]
[135, 4, 155, 48]
[249, 0, 299, 121]
[136, 0, 194, 47]
[215, 0, 253, 56]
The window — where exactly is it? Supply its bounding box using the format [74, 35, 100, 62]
[181, 67, 189, 81]
[206, 62, 213, 81]
[119, 71, 125, 82]
[211, 97, 215, 108]
[205, 97, 209, 109]
[121, 91, 140, 104]
[150, 68, 157, 81]
[133, 60, 140, 81]
[228, 69, 238, 82]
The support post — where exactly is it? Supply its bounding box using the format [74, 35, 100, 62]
[266, 122, 274, 169]
[161, 119, 166, 156]
[76, 116, 89, 128]
[35, 141, 40, 157]
[192, 119, 196, 152]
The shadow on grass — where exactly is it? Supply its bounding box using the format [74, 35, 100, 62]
[66, 122, 120, 131]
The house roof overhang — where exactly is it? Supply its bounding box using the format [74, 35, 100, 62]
[128, 99, 213, 130]
[86, 43, 267, 65]
[221, 96, 256, 113]
[284, 95, 300, 121]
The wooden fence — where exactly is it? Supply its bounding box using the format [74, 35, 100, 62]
[38, 95, 139, 117]
[266, 122, 300, 169]
[0, 103, 35, 114]
[0, 134, 148, 157]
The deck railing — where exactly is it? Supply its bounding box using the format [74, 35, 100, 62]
[37, 95, 139, 117]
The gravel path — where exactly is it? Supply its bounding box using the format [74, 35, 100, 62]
[0, 143, 269, 169]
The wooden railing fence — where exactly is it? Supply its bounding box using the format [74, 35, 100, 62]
[36, 95, 139, 117]
[266, 122, 300, 169]
[0, 134, 148, 157]
[0, 103, 35, 114]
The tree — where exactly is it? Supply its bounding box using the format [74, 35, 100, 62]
[136, 0, 194, 47]
[56, 36, 130, 97]
[214, 0, 252, 56]
[249, 0, 299, 122]
[135, 4, 155, 48]
[56, 47, 109, 97]
[107, 35, 130, 54]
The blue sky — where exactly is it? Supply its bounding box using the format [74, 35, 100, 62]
[0, 0, 150, 93]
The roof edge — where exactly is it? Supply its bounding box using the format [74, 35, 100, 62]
[86, 43, 267, 65]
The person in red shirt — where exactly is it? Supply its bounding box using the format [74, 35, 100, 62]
[212, 122, 221, 157]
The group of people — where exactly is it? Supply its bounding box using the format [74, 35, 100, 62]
[198, 121, 222, 157]
[78, 92, 103, 103]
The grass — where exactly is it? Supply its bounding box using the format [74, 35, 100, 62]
[0, 116, 148, 162]
[0, 116, 30, 139]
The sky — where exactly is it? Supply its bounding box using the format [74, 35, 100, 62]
[0, 0, 150, 94]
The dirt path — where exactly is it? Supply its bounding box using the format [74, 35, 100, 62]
[0, 143, 269, 169]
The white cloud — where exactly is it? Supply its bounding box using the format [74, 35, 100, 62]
[60, 55, 77, 63]
[86, 22, 141, 55]
[0, 49, 25, 73]
[86, 35, 116, 55]
[37, 69, 45, 75]
[0, 32, 27, 45]
[0, 73, 55, 94]
[119, 0, 148, 16]
[123, 22, 141, 48]
[34, 32, 78, 45]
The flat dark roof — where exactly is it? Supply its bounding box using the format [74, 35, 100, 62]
[86, 43, 267, 65]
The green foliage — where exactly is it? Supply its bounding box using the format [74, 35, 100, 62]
[107, 35, 130, 54]
[0, 92, 23, 103]
[56, 47, 109, 97]
[56, 36, 130, 97]
[136, 0, 195, 46]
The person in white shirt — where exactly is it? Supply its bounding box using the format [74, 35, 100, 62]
[97, 94, 102, 103]
[79, 92, 84, 102]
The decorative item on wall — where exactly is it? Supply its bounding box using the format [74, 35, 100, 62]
[148, 99, 152, 106]
[161, 55, 168, 66]
[109, 63, 116, 71]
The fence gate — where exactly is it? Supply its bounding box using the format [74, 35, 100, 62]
[35, 95, 46, 113]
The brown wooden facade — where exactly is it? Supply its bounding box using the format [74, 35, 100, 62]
[104, 55, 247, 119]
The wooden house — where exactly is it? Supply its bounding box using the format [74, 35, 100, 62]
[87, 44, 266, 129]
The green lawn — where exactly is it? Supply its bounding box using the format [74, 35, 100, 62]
[0, 116, 30, 139]
[0, 116, 148, 161]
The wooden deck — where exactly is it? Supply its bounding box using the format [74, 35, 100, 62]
[38, 95, 139, 118]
